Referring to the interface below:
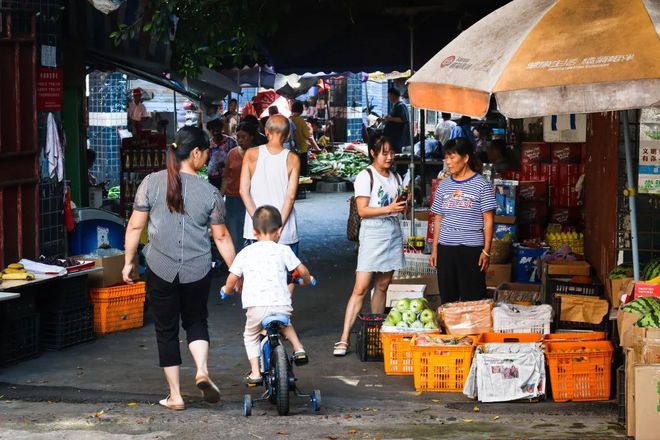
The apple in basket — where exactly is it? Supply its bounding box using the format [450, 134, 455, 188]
[386, 310, 402, 326]
[419, 309, 435, 324]
[409, 298, 426, 314]
[411, 320, 425, 329]
[402, 310, 416, 324]
[424, 321, 439, 330]
[395, 298, 411, 313]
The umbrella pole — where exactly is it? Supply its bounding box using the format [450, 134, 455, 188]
[621, 110, 640, 280]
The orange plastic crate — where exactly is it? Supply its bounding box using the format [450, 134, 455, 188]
[411, 335, 477, 392]
[478, 332, 543, 345]
[543, 332, 606, 342]
[89, 282, 146, 336]
[380, 332, 437, 376]
[545, 340, 613, 402]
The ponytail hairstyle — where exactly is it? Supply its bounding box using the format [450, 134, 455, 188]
[443, 137, 477, 171]
[367, 135, 393, 163]
[166, 126, 210, 214]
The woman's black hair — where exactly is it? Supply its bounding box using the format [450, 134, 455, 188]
[166, 126, 210, 214]
[236, 122, 259, 146]
[206, 118, 224, 132]
[241, 114, 259, 126]
[443, 137, 477, 171]
[368, 135, 394, 162]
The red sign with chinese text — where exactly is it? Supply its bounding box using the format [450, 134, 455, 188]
[36, 68, 63, 111]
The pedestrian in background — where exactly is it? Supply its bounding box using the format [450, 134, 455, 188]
[122, 126, 236, 411]
[206, 118, 237, 190]
[334, 136, 407, 356]
[429, 138, 496, 303]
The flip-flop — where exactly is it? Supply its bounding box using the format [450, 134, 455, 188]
[195, 377, 221, 403]
[333, 341, 349, 357]
[243, 374, 263, 387]
[159, 395, 185, 411]
[292, 350, 309, 365]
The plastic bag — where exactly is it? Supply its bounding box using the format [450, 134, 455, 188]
[439, 299, 493, 335]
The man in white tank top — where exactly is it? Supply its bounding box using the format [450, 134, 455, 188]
[239, 114, 300, 253]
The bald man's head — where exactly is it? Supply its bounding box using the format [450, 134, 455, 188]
[265, 114, 290, 140]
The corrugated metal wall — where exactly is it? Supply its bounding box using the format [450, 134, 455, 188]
[0, 9, 39, 269]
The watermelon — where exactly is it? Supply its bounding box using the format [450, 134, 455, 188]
[635, 309, 660, 328]
[622, 296, 660, 315]
[643, 258, 660, 281]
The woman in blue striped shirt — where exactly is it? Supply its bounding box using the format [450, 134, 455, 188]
[430, 138, 497, 303]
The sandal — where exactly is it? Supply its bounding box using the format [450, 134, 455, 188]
[243, 374, 263, 387]
[195, 377, 220, 403]
[159, 395, 185, 411]
[292, 350, 309, 366]
[333, 341, 349, 357]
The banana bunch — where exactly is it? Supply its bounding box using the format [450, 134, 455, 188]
[2, 263, 35, 281]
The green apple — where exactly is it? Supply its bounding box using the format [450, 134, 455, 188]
[395, 298, 411, 313]
[424, 321, 439, 329]
[387, 310, 402, 325]
[402, 310, 416, 324]
[419, 309, 435, 324]
[411, 320, 424, 329]
[397, 321, 410, 328]
[409, 299, 425, 314]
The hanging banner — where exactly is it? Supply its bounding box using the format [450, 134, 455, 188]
[639, 108, 660, 195]
[36, 68, 63, 112]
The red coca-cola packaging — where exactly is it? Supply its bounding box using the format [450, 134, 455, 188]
[551, 143, 583, 164]
[521, 142, 551, 164]
[518, 181, 548, 201]
[521, 163, 541, 181]
[558, 164, 579, 186]
[540, 164, 550, 182]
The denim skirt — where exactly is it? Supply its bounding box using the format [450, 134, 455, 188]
[356, 217, 405, 273]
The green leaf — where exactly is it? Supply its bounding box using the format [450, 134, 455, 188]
[143, 22, 153, 32]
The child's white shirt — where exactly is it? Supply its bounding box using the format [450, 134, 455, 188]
[229, 241, 301, 309]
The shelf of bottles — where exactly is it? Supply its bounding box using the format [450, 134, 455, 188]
[120, 133, 167, 220]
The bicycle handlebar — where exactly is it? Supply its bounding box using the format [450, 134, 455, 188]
[220, 276, 316, 300]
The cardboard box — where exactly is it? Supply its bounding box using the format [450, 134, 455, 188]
[494, 223, 517, 241]
[518, 181, 548, 201]
[391, 275, 439, 296]
[486, 263, 512, 288]
[634, 282, 660, 299]
[494, 215, 516, 225]
[625, 348, 636, 438]
[545, 260, 591, 276]
[518, 201, 548, 224]
[558, 164, 580, 186]
[606, 277, 633, 309]
[73, 253, 127, 287]
[634, 364, 660, 440]
[551, 143, 582, 164]
[521, 142, 551, 164]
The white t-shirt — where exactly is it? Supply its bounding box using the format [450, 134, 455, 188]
[353, 166, 402, 218]
[128, 102, 150, 122]
[229, 241, 301, 309]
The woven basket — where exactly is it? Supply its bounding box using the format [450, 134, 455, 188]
[490, 240, 512, 264]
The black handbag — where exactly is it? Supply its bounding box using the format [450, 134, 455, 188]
[347, 168, 374, 242]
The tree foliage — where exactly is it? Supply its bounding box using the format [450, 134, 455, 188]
[110, 0, 286, 78]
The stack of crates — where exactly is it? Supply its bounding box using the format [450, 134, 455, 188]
[0, 290, 40, 366]
[40, 275, 95, 350]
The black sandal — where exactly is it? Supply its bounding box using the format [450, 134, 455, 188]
[292, 350, 309, 366]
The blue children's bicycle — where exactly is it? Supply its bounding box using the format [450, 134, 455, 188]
[221, 276, 321, 416]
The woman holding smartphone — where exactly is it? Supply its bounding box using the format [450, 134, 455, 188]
[334, 136, 408, 356]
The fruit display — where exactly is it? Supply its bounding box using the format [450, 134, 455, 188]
[38, 255, 82, 268]
[546, 231, 584, 254]
[642, 257, 660, 281]
[383, 298, 439, 331]
[1, 263, 35, 281]
[622, 296, 660, 328]
[414, 334, 473, 347]
[608, 264, 634, 280]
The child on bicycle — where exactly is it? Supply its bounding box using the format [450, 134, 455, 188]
[222, 205, 313, 385]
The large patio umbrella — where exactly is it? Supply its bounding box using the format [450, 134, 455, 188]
[408, 0, 660, 280]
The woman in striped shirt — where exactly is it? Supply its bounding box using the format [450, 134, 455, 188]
[122, 126, 236, 411]
[430, 138, 497, 303]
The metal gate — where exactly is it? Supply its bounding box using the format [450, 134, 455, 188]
[0, 9, 38, 269]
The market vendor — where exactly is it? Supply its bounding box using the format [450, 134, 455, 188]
[429, 138, 497, 303]
[382, 87, 410, 153]
[128, 88, 150, 134]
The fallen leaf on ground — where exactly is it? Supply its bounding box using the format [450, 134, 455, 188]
[277, 432, 288, 436]
[348, 428, 357, 434]
[127, 402, 137, 406]
[415, 390, 422, 396]
[94, 410, 104, 418]
[492, 416, 500, 420]
[473, 405, 480, 412]
[462, 419, 474, 423]
[327, 436, 337, 440]
[431, 399, 440, 403]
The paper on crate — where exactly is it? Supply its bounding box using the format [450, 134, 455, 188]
[606, 277, 633, 309]
[73, 252, 129, 287]
[371, 284, 425, 308]
[556, 294, 609, 324]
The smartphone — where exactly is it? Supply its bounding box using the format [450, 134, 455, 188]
[399, 187, 410, 202]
